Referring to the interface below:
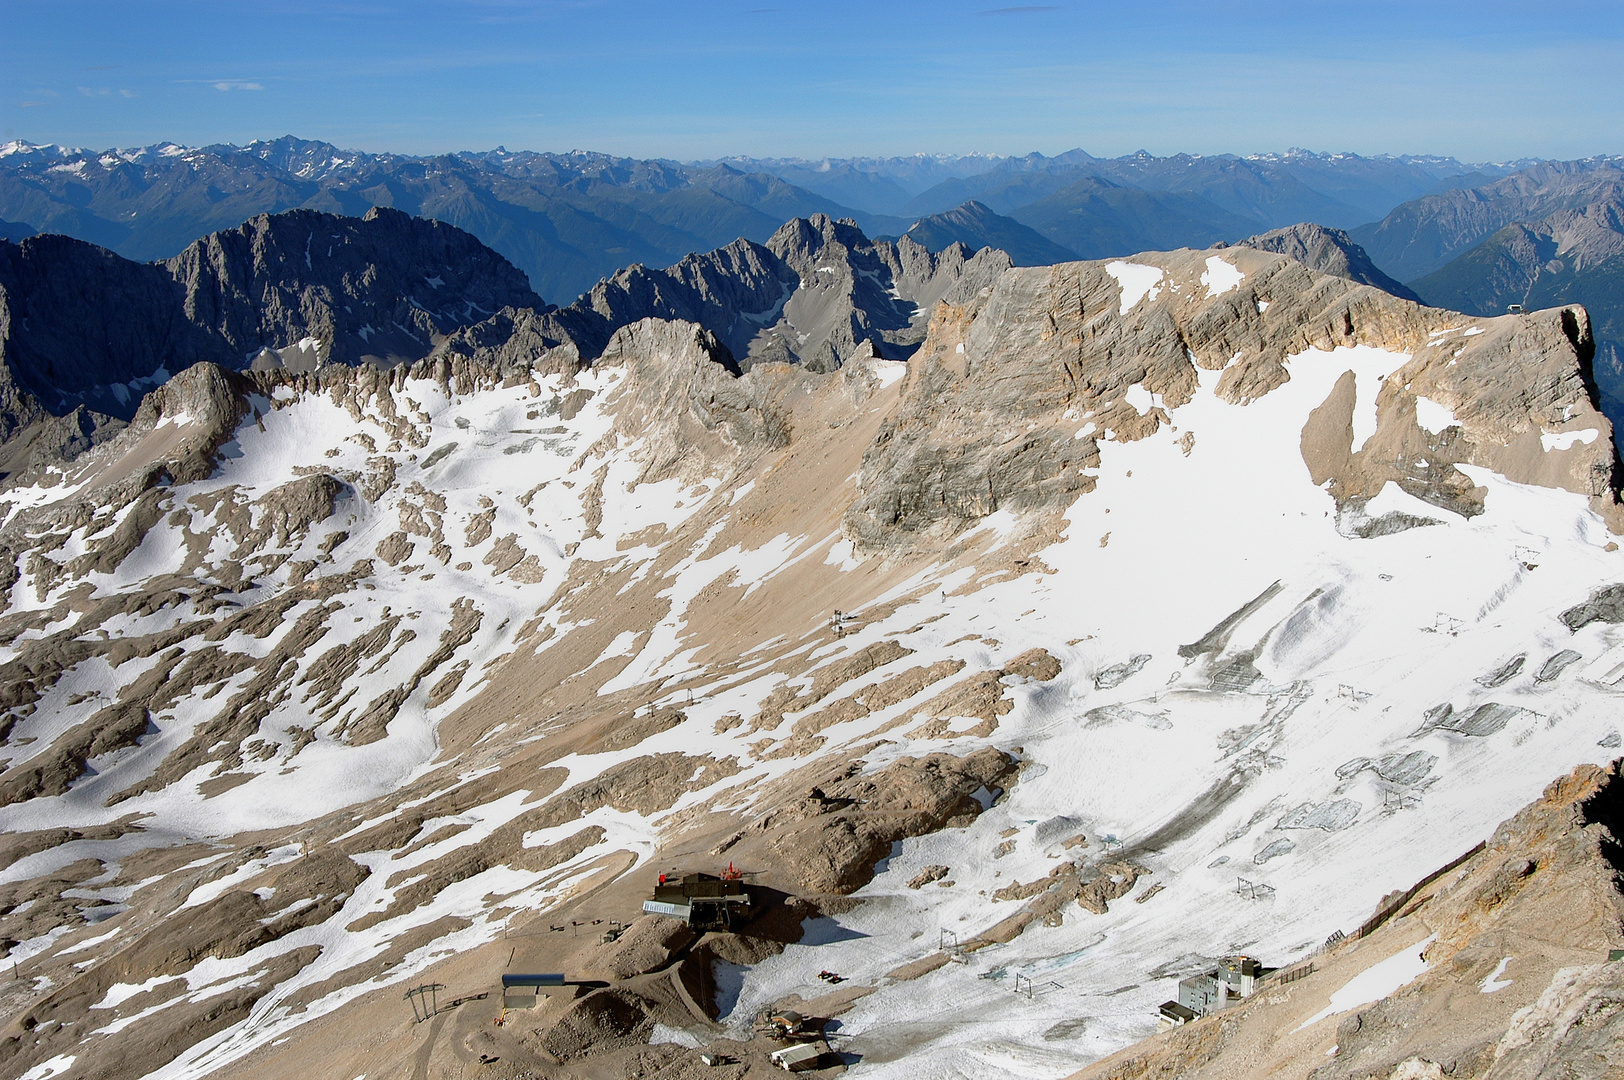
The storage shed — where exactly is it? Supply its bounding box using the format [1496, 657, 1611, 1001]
[1157, 1000, 1196, 1031]
[770, 1042, 823, 1071]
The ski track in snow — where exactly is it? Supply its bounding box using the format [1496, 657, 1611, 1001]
[1, 342, 1621, 1080]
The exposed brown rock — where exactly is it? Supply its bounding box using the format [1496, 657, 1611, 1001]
[537, 988, 655, 1061]
[0, 700, 149, 805]
[374, 529, 412, 565]
[588, 914, 697, 980]
[766, 746, 1014, 894]
[908, 865, 951, 889]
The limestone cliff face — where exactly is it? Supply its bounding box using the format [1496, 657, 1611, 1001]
[847, 247, 1618, 553]
[593, 318, 798, 485]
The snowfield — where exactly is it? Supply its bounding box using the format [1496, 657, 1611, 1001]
[1, 328, 1621, 1080]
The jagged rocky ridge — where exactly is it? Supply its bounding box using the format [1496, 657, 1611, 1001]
[0, 137, 894, 302]
[0, 229, 1620, 1080]
[0, 209, 1004, 489]
[536, 213, 1010, 372]
[1231, 222, 1422, 302]
[0, 206, 540, 438]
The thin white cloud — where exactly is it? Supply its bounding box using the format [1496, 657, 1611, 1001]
[213, 80, 265, 91]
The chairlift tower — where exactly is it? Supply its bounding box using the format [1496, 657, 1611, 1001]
[1235, 876, 1276, 901]
[404, 983, 445, 1023]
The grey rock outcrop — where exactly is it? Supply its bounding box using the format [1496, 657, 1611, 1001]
[595, 318, 795, 485]
[903, 199, 1080, 267]
[0, 207, 542, 461]
[428, 304, 582, 381]
[763, 213, 1010, 371]
[168, 206, 543, 371]
[527, 213, 1012, 374]
[1232, 222, 1421, 301]
[543, 236, 800, 364]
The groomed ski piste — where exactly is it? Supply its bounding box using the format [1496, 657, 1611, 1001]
[2, 267, 1621, 1080]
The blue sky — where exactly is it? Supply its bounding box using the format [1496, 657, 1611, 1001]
[4, 0, 1621, 161]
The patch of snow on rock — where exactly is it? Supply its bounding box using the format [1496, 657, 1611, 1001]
[1414, 396, 1458, 434]
[1541, 428, 1599, 451]
[1201, 255, 1244, 297]
[1479, 957, 1513, 993]
[1295, 935, 1437, 1032]
[1105, 261, 1164, 314]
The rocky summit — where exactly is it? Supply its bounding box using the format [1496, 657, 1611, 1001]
[0, 208, 1620, 1080]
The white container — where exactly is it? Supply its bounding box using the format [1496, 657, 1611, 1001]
[770, 1043, 823, 1071]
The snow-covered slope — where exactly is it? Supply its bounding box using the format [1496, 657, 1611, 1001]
[0, 247, 1620, 1080]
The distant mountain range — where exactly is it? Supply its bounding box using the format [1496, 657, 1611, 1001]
[0, 140, 1531, 307]
[735, 148, 1526, 222]
[0, 138, 895, 303]
[1397, 185, 1624, 417]
[7, 136, 1624, 430]
[1349, 160, 1624, 281]
[714, 149, 1514, 225]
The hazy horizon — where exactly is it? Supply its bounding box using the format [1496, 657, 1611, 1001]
[2, 135, 1607, 169]
[5, 1, 1622, 163]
